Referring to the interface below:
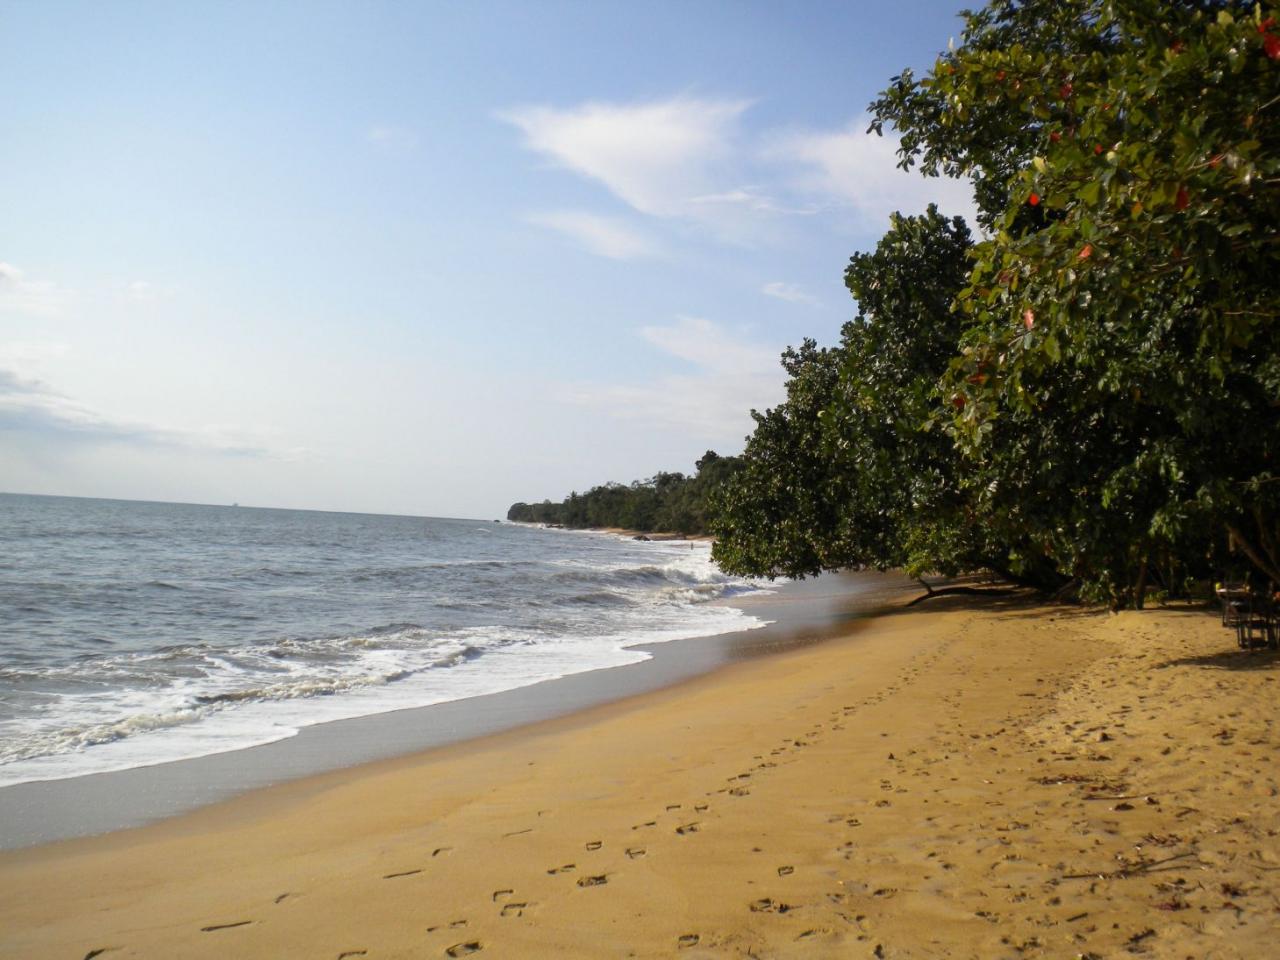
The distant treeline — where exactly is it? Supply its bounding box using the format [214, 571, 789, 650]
[507, 451, 740, 535]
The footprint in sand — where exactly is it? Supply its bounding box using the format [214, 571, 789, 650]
[83, 951, 116, 960]
[777, 865, 795, 877]
[433, 846, 453, 857]
[577, 874, 609, 887]
[676, 822, 701, 835]
[337, 952, 368, 959]
[625, 847, 646, 859]
[200, 920, 254, 933]
[500, 902, 529, 918]
[445, 941, 483, 957]
[586, 840, 603, 851]
[749, 898, 794, 914]
[546, 863, 576, 875]
[491, 889, 513, 902]
[678, 934, 701, 948]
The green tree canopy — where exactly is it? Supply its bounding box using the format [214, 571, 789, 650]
[869, 0, 1280, 599]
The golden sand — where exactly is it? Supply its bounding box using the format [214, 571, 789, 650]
[2, 596, 1277, 959]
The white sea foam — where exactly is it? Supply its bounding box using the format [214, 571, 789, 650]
[0, 516, 770, 787]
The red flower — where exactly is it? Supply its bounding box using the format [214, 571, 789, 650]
[1029, 192, 1040, 206]
[952, 394, 966, 410]
[1023, 309, 1035, 330]
[1266, 34, 1280, 59]
[1050, 131, 1062, 143]
[1059, 83, 1073, 99]
[1094, 144, 1103, 155]
[1078, 244, 1093, 260]
[1259, 16, 1275, 34]
[1175, 187, 1189, 211]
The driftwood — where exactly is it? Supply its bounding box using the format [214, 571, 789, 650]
[1059, 851, 1199, 881]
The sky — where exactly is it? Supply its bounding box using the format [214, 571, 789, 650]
[1, 0, 977, 519]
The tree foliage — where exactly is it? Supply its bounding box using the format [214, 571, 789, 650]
[713, 0, 1279, 606]
[712, 208, 1027, 581]
[506, 451, 740, 535]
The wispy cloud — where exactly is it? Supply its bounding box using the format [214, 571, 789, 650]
[0, 262, 71, 317]
[761, 281, 821, 307]
[527, 210, 659, 260]
[367, 124, 418, 153]
[499, 96, 760, 225]
[500, 98, 976, 245]
[560, 316, 785, 441]
[0, 366, 305, 460]
[122, 279, 171, 303]
[767, 115, 978, 228]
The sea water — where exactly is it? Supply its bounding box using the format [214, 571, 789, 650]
[0, 494, 766, 787]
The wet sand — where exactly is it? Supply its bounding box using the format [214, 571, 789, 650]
[2, 592, 1277, 958]
[0, 571, 909, 849]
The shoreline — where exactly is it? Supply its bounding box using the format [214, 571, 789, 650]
[4, 592, 1277, 958]
[0, 569, 911, 850]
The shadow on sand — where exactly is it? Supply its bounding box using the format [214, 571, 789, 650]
[1157, 647, 1280, 672]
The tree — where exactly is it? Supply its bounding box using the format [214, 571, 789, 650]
[712, 208, 1037, 582]
[871, 0, 1280, 600]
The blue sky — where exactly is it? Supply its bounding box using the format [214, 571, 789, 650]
[1, 0, 975, 518]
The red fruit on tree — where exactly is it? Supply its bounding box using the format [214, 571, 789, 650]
[1078, 244, 1093, 260]
[1050, 131, 1062, 143]
[952, 394, 966, 410]
[1023, 309, 1035, 330]
[1266, 34, 1280, 59]
[1059, 82, 1072, 99]
[1029, 192, 1040, 206]
[1258, 16, 1276, 34]
[995, 70, 1006, 82]
[1094, 144, 1103, 155]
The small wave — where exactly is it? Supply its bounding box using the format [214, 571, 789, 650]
[0, 706, 205, 765]
[567, 590, 634, 608]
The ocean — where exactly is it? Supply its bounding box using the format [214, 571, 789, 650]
[0, 494, 766, 788]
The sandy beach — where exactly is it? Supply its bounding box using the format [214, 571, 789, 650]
[2, 591, 1277, 959]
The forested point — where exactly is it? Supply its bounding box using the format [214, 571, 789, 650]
[515, 0, 1279, 611]
[506, 451, 740, 535]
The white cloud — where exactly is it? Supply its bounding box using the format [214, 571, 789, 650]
[0, 365, 304, 460]
[527, 210, 659, 260]
[761, 281, 821, 307]
[126, 280, 157, 302]
[560, 316, 785, 441]
[367, 124, 417, 152]
[499, 96, 754, 219]
[0, 262, 70, 317]
[500, 98, 976, 247]
[768, 115, 978, 228]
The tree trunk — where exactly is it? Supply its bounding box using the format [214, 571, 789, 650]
[1226, 523, 1280, 585]
[1133, 559, 1148, 610]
